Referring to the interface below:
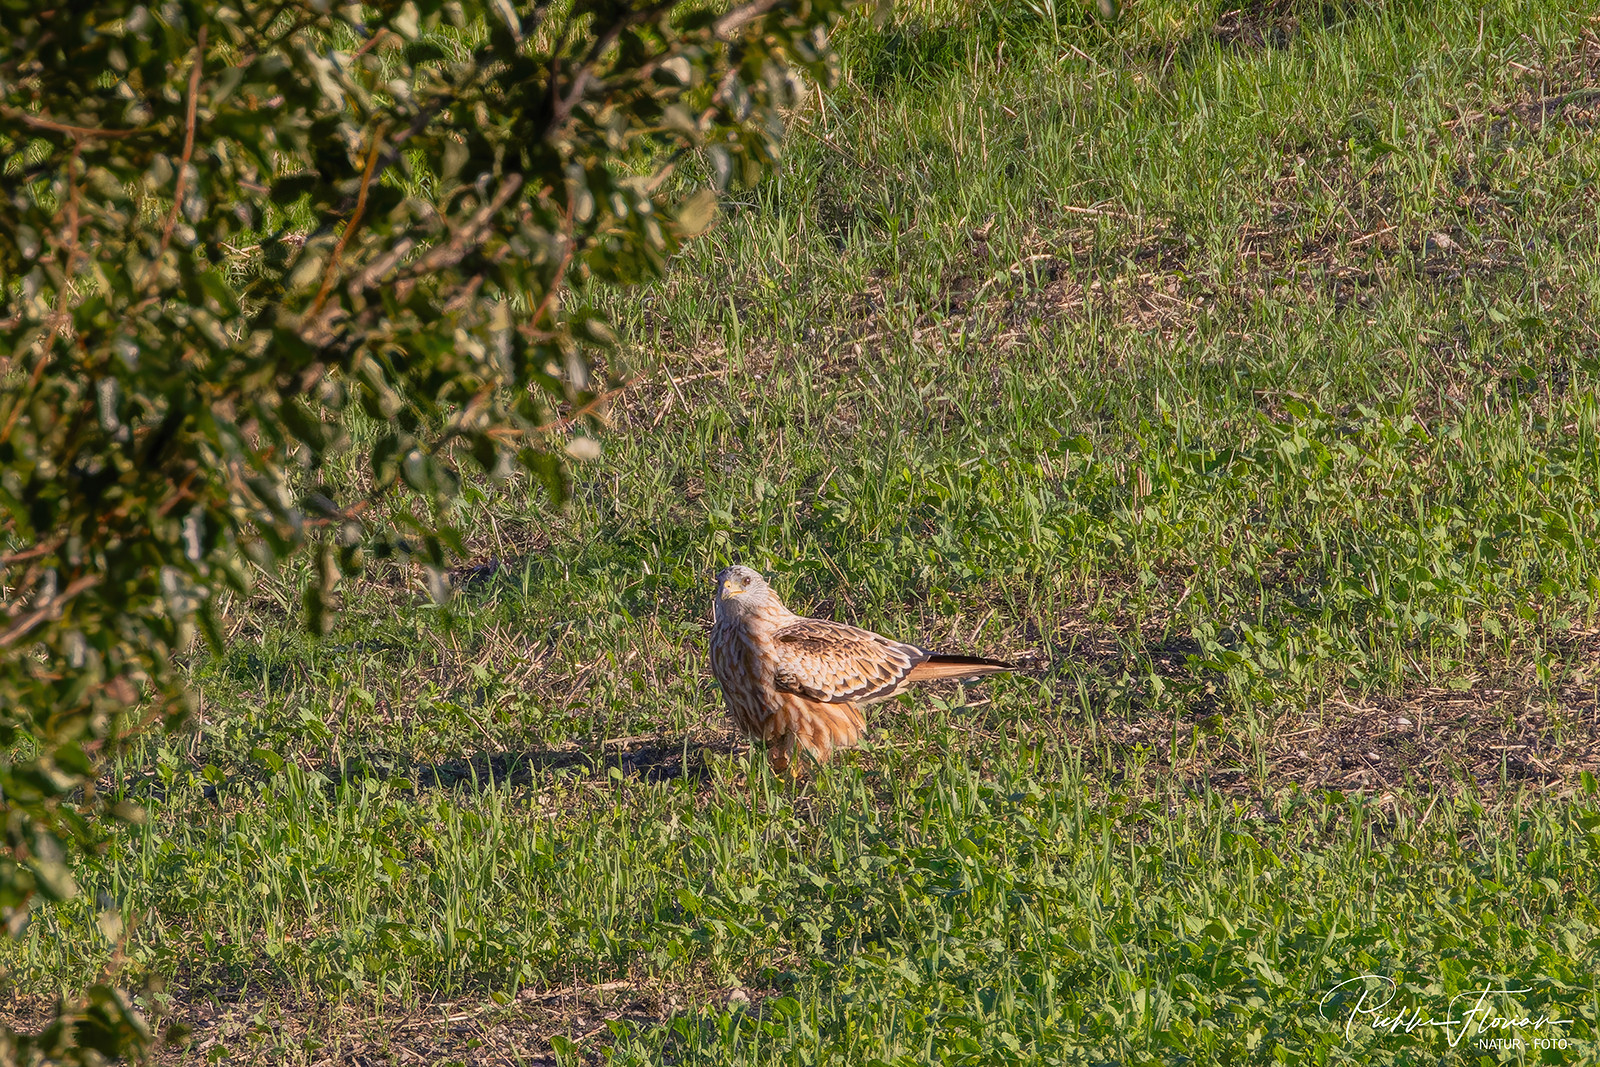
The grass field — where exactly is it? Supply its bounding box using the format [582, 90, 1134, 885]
[7, 0, 1600, 1062]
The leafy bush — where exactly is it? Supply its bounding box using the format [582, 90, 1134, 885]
[0, 0, 846, 1055]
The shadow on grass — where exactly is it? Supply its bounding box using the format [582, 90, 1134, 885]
[112, 733, 740, 809]
[407, 733, 739, 790]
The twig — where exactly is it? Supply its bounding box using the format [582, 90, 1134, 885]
[651, 387, 677, 429]
[396, 1007, 490, 1030]
[152, 470, 202, 517]
[791, 118, 890, 177]
[61, 144, 86, 293]
[405, 175, 526, 279]
[545, 1, 679, 137]
[525, 197, 578, 331]
[139, 26, 208, 297]
[1441, 109, 1486, 130]
[348, 237, 416, 292]
[301, 499, 372, 529]
[310, 126, 387, 317]
[667, 369, 724, 386]
[0, 347, 55, 447]
[647, 365, 711, 429]
[1062, 41, 1102, 72]
[663, 367, 692, 414]
[714, 0, 782, 37]
[0, 538, 63, 568]
[441, 273, 484, 313]
[1310, 167, 1362, 235]
[0, 105, 150, 141]
[521, 981, 634, 1002]
[536, 377, 643, 437]
[351, 27, 391, 59]
[1348, 224, 1396, 247]
[0, 573, 103, 649]
[1055, 202, 1133, 219]
[380, 179, 522, 313]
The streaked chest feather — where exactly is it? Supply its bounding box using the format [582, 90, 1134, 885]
[710, 616, 784, 727]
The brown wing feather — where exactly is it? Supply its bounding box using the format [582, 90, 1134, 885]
[771, 619, 930, 703]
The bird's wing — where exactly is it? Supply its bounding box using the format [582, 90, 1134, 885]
[771, 619, 929, 703]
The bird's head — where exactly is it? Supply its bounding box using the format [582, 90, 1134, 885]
[714, 565, 776, 619]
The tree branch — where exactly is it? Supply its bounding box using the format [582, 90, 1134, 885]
[402, 174, 526, 278]
[311, 126, 387, 317]
[351, 27, 392, 59]
[0, 105, 151, 141]
[0, 573, 103, 650]
[353, 91, 457, 211]
[544, 0, 681, 138]
[714, 0, 784, 39]
[139, 25, 208, 298]
[536, 378, 640, 435]
[526, 196, 578, 331]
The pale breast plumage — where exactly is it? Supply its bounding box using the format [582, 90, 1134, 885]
[709, 619, 772, 739]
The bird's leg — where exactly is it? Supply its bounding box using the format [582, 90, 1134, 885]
[785, 755, 808, 786]
[767, 733, 800, 781]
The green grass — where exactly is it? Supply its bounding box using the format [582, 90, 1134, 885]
[8, 0, 1600, 1062]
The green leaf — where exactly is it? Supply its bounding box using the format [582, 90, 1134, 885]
[0, 0, 852, 1055]
[676, 189, 720, 236]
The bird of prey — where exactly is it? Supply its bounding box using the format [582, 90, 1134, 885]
[709, 565, 1013, 773]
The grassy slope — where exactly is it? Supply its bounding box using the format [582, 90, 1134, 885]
[8, 0, 1600, 1062]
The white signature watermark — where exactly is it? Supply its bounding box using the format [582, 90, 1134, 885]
[1319, 976, 1580, 1051]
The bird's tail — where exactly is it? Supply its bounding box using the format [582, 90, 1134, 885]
[906, 653, 1014, 683]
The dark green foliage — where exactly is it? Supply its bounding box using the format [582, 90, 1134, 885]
[0, 985, 154, 1067]
[0, 0, 846, 1055]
